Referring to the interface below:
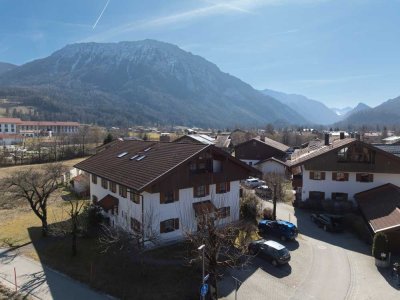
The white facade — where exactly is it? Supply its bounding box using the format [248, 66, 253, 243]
[0, 122, 18, 134]
[90, 174, 241, 243]
[256, 160, 287, 176]
[301, 168, 400, 204]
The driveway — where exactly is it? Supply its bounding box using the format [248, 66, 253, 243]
[0, 248, 113, 300]
[220, 201, 400, 300]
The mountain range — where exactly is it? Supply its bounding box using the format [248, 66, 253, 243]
[0, 40, 306, 128]
[0, 62, 17, 75]
[0, 40, 398, 128]
[262, 89, 340, 125]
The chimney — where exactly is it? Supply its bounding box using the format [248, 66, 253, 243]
[340, 132, 345, 140]
[355, 133, 361, 141]
[159, 133, 170, 142]
[260, 134, 266, 142]
[324, 133, 330, 146]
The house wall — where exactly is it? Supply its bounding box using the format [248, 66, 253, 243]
[301, 169, 400, 203]
[90, 173, 241, 243]
[257, 160, 287, 176]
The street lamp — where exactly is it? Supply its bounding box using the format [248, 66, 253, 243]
[198, 244, 206, 300]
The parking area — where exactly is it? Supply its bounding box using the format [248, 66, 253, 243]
[219, 201, 400, 300]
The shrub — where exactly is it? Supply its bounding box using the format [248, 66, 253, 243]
[372, 232, 390, 259]
[240, 193, 260, 224]
[80, 204, 104, 236]
[343, 213, 371, 243]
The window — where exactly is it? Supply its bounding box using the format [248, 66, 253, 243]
[130, 192, 141, 204]
[101, 178, 108, 189]
[92, 195, 98, 203]
[160, 190, 179, 204]
[309, 171, 325, 180]
[160, 218, 179, 233]
[309, 191, 325, 200]
[356, 173, 374, 182]
[218, 207, 230, 218]
[332, 172, 349, 181]
[189, 162, 197, 172]
[249, 162, 253, 166]
[337, 145, 375, 164]
[119, 185, 127, 198]
[194, 185, 209, 198]
[110, 204, 118, 215]
[216, 182, 230, 194]
[110, 182, 117, 193]
[92, 175, 97, 184]
[130, 218, 141, 233]
[332, 193, 348, 201]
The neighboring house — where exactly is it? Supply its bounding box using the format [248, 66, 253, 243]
[355, 184, 400, 253]
[382, 136, 400, 145]
[0, 118, 80, 137]
[234, 137, 289, 167]
[75, 140, 260, 243]
[374, 144, 400, 158]
[214, 134, 232, 152]
[254, 157, 289, 177]
[288, 136, 400, 205]
[0, 133, 23, 145]
[70, 174, 90, 197]
[173, 134, 215, 145]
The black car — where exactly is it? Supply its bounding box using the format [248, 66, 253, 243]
[310, 213, 344, 232]
[248, 239, 291, 266]
[258, 219, 298, 241]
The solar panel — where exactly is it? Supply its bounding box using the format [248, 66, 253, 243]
[117, 152, 128, 158]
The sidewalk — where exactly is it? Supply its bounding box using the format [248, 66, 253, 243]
[0, 248, 113, 300]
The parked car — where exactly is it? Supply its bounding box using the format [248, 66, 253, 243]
[244, 177, 266, 188]
[248, 239, 291, 266]
[310, 213, 344, 232]
[258, 219, 298, 241]
[255, 185, 272, 199]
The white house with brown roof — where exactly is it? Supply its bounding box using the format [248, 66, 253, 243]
[289, 136, 400, 205]
[75, 141, 260, 243]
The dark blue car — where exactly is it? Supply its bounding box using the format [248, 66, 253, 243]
[258, 219, 298, 241]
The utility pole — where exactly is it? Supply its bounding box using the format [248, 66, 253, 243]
[198, 244, 206, 300]
[273, 183, 277, 221]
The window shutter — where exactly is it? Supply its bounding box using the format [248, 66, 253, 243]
[206, 185, 210, 196]
[160, 192, 165, 204]
[160, 221, 166, 233]
[356, 173, 361, 181]
[345, 173, 349, 181]
[174, 218, 179, 230]
[321, 172, 326, 180]
[332, 172, 337, 181]
[226, 181, 230, 192]
[310, 171, 314, 179]
[216, 183, 220, 194]
[174, 190, 179, 202]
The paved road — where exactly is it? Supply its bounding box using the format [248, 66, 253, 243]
[0, 248, 113, 300]
[220, 201, 400, 300]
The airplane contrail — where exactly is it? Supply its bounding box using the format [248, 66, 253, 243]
[92, 0, 111, 29]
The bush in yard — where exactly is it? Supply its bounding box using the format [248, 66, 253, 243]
[343, 213, 372, 243]
[240, 193, 260, 224]
[372, 232, 390, 260]
[262, 208, 273, 220]
[81, 204, 104, 236]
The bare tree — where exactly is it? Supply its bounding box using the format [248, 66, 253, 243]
[68, 200, 86, 256]
[1, 163, 66, 236]
[181, 197, 252, 300]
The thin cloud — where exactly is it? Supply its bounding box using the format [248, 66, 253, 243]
[83, 0, 320, 42]
[93, 0, 111, 29]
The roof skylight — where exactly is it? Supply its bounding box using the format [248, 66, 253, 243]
[130, 154, 139, 160]
[144, 147, 152, 152]
[136, 155, 146, 161]
[117, 152, 128, 158]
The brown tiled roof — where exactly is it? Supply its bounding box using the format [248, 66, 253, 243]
[355, 184, 400, 233]
[255, 157, 288, 167]
[288, 138, 356, 167]
[0, 118, 22, 124]
[97, 194, 119, 210]
[235, 137, 289, 153]
[76, 140, 259, 192]
[257, 137, 290, 152]
[20, 121, 80, 126]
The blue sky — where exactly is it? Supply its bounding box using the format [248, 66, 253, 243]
[1, 0, 399, 108]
